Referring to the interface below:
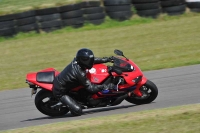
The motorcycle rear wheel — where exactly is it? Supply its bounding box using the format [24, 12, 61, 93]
[35, 89, 69, 116]
[125, 80, 158, 105]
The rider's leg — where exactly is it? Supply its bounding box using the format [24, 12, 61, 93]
[60, 95, 82, 116]
[52, 79, 82, 116]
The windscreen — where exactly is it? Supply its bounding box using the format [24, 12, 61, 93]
[113, 57, 134, 72]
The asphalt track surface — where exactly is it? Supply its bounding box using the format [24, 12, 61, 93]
[0, 64, 200, 131]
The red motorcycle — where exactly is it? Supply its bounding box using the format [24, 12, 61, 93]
[26, 49, 158, 116]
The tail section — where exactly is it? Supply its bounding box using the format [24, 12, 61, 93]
[26, 68, 59, 91]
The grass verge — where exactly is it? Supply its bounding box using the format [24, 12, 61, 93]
[1, 103, 200, 133]
[0, 12, 200, 91]
[0, 0, 81, 15]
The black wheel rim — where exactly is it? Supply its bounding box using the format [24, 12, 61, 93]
[40, 96, 68, 114]
[134, 86, 152, 100]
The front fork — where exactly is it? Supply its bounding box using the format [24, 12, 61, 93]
[133, 76, 147, 97]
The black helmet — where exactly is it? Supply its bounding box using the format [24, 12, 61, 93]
[76, 48, 94, 69]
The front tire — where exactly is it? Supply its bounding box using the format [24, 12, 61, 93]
[126, 80, 158, 105]
[35, 89, 69, 117]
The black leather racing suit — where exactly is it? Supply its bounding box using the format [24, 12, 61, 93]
[52, 57, 111, 115]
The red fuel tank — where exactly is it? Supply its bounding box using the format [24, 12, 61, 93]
[86, 64, 109, 84]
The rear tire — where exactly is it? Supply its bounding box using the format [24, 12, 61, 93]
[125, 80, 158, 105]
[35, 89, 69, 117]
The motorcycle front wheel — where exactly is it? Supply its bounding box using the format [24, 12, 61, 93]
[125, 80, 158, 105]
[35, 89, 69, 117]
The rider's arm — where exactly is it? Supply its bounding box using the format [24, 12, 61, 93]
[77, 71, 106, 93]
[94, 57, 111, 64]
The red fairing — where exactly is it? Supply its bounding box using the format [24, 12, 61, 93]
[111, 58, 147, 96]
[113, 58, 146, 84]
[134, 76, 147, 97]
[26, 68, 59, 91]
[86, 64, 109, 84]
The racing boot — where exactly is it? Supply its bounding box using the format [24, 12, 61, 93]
[60, 95, 82, 116]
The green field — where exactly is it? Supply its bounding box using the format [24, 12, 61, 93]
[0, 12, 200, 91]
[0, 0, 82, 15]
[1, 104, 200, 133]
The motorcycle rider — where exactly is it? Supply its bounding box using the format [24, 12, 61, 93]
[52, 48, 115, 116]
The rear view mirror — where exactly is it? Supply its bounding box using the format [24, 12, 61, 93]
[114, 49, 123, 56]
[114, 49, 129, 61]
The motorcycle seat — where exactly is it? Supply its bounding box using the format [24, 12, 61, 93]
[36, 71, 55, 83]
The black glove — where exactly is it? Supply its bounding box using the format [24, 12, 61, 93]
[107, 56, 114, 63]
[108, 83, 115, 89]
[102, 83, 115, 90]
